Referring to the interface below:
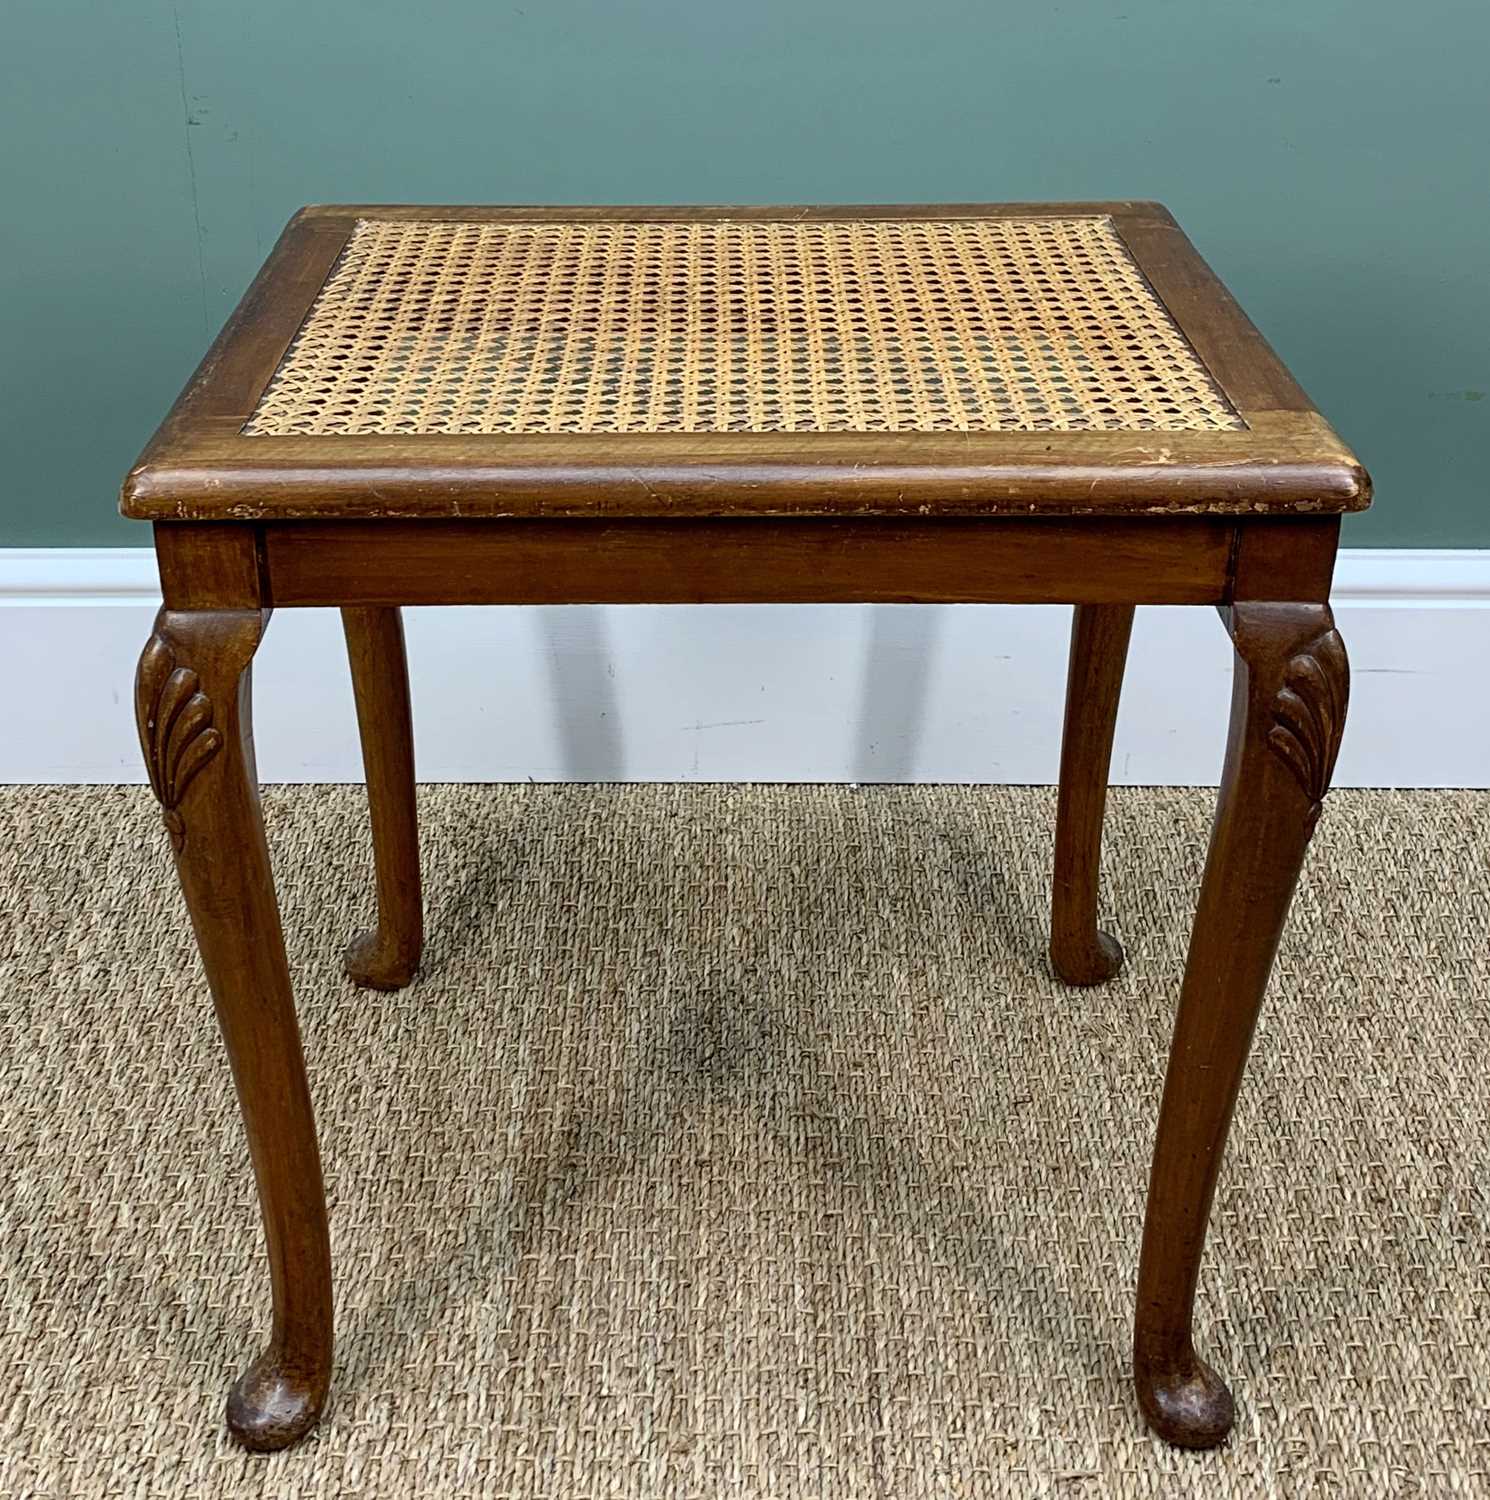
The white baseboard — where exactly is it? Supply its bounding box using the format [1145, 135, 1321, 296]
[2, 547, 1486, 787]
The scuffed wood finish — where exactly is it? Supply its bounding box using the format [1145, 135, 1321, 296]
[1050, 604, 1134, 985]
[135, 608, 333, 1452]
[119, 202, 1368, 524]
[342, 607, 423, 989]
[122, 412, 1364, 521]
[1133, 602, 1348, 1449]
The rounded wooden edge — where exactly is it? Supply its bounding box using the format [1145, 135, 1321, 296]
[1134, 1352, 1236, 1451]
[1050, 929, 1125, 987]
[119, 457, 1371, 523]
[226, 1353, 328, 1453]
[343, 928, 419, 991]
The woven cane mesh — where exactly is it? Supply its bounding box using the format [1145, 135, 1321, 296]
[245, 217, 1243, 436]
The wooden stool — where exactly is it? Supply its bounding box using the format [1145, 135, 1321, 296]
[122, 203, 1368, 1453]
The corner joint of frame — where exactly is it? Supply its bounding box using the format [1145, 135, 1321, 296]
[153, 522, 269, 612]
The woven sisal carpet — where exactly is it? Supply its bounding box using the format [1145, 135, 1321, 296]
[1, 785, 1486, 1498]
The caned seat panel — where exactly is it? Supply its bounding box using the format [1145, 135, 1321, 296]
[244, 217, 1244, 438]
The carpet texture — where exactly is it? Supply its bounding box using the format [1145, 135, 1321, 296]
[0, 785, 1486, 1498]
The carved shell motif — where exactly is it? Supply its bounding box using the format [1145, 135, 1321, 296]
[1265, 627, 1348, 811]
[135, 634, 224, 852]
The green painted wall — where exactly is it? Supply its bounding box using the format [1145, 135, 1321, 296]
[3, 1, 1485, 547]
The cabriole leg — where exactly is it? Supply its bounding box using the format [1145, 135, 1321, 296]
[1051, 603, 1134, 985]
[341, 606, 423, 989]
[1134, 602, 1348, 1447]
[136, 607, 333, 1451]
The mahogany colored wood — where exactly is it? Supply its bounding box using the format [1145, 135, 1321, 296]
[123, 201, 1369, 1455]
[152, 523, 263, 610]
[260, 517, 1235, 609]
[341, 607, 423, 989]
[134, 608, 332, 1451]
[1050, 604, 1135, 985]
[1231, 516, 1342, 602]
[1134, 601, 1348, 1447]
[123, 413, 1364, 522]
